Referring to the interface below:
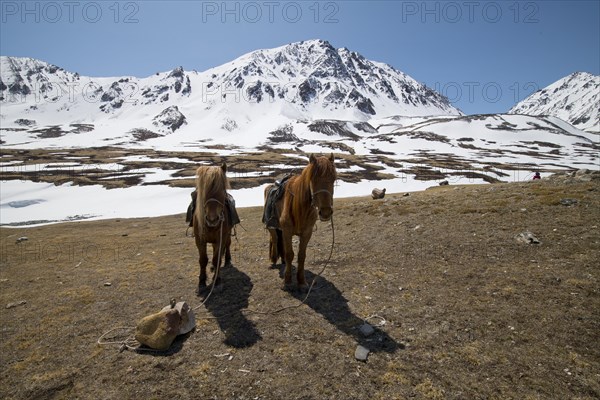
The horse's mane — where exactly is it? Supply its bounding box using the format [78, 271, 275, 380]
[195, 165, 229, 237]
[287, 156, 336, 231]
[304, 156, 337, 182]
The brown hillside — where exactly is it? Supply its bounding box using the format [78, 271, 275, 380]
[1, 176, 599, 400]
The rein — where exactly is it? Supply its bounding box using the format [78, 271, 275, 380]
[192, 216, 225, 311]
[97, 216, 336, 352]
[243, 215, 336, 316]
[197, 216, 336, 318]
[192, 198, 337, 316]
[98, 216, 226, 353]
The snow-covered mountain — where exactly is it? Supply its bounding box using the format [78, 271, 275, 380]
[201, 39, 460, 119]
[1, 41, 598, 226]
[0, 40, 461, 146]
[509, 72, 599, 133]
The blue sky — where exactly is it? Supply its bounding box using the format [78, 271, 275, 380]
[1, 0, 598, 114]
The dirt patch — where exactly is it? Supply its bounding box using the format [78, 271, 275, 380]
[1, 178, 599, 399]
[4, 146, 571, 194]
[129, 128, 161, 141]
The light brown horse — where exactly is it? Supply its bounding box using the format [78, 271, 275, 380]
[193, 163, 233, 293]
[264, 154, 336, 290]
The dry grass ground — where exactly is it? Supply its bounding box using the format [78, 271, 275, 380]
[0, 177, 599, 399]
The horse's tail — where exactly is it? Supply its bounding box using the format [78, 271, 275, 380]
[264, 184, 274, 202]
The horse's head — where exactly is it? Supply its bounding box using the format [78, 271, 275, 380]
[204, 196, 225, 227]
[309, 153, 336, 222]
[199, 163, 228, 228]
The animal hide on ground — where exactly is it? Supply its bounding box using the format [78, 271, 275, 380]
[135, 301, 195, 350]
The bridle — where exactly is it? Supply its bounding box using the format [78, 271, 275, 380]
[204, 198, 225, 227]
[310, 188, 333, 209]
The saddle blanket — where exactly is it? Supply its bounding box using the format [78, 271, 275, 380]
[262, 175, 291, 229]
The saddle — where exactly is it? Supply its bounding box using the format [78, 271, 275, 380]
[262, 175, 291, 229]
[135, 301, 196, 351]
[186, 190, 240, 227]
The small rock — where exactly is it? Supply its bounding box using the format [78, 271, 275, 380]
[516, 231, 540, 245]
[560, 198, 578, 206]
[104, 282, 112, 287]
[439, 180, 449, 186]
[359, 323, 375, 337]
[15, 237, 28, 244]
[371, 188, 386, 199]
[403, 193, 410, 197]
[6, 300, 26, 309]
[355, 345, 370, 362]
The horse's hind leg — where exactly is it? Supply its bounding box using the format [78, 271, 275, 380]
[224, 245, 232, 268]
[282, 229, 294, 288]
[276, 229, 285, 265]
[224, 236, 233, 268]
[268, 228, 279, 266]
[296, 230, 313, 291]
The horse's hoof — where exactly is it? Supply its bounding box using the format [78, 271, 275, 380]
[223, 262, 233, 269]
[282, 282, 294, 292]
[298, 283, 309, 293]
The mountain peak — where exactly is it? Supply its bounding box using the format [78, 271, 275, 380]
[206, 39, 461, 118]
[1, 41, 462, 140]
[510, 72, 599, 132]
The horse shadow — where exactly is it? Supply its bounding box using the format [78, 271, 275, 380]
[278, 265, 402, 354]
[198, 264, 262, 348]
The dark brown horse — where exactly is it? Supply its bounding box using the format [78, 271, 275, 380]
[264, 154, 336, 290]
[193, 163, 233, 293]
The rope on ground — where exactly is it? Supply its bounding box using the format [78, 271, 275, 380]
[240, 215, 335, 316]
[97, 215, 336, 352]
[96, 327, 165, 354]
[364, 314, 387, 327]
[97, 217, 225, 352]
